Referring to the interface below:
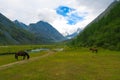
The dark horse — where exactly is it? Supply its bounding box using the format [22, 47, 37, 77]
[15, 51, 30, 60]
[89, 48, 98, 53]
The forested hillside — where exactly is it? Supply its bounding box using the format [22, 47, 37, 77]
[70, 1, 120, 50]
[0, 13, 35, 45]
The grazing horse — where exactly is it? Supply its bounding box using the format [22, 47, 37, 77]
[15, 51, 30, 60]
[89, 48, 98, 53]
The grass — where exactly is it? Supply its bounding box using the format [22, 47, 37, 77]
[0, 46, 120, 80]
[0, 50, 48, 66]
[0, 45, 59, 55]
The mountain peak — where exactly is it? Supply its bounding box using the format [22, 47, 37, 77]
[65, 28, 81, 39]
[29, 20, 66, 43]
[14, 20, 28, 30]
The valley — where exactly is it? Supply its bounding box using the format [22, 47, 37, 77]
[0, 45, 120, 80]
[0, 1, 120, 80]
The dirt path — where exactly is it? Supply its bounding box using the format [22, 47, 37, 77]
[0, 51, 55, 70]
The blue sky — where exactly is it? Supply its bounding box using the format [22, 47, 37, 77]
[56, 6, 75, 17]
[56, 6, 85, 25]
[0, 0, 114, 36]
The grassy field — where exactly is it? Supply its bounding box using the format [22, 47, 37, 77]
[0, 45, 120, 80]
[0, 45, 59, 55]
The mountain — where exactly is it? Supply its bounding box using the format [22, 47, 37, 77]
[0, 13, 66, 44]
[29, 21, 66, 43]
[0, 13, 35, 45]
[70, 1, 120, 50]
[65, 28, 81, 39]
[14, 20, 28, 30]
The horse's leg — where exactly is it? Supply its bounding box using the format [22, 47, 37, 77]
[15, 54, 18, 60]
[23, 55, 25, 60]
[26, 54, 30, 59]
[16, 56, 18, 60]
[96, 50, 98, 53]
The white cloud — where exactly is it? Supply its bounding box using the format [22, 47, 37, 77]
[37, 8, 60, 23]
[0, 0, 114, 35]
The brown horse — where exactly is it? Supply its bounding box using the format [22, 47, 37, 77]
[89, 48, 98, 53]
[15, 51, 30, 60]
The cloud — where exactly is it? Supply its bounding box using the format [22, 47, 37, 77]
[66, 12, 85, 25]
[0, 0, 114, 35]
[76, 0, 114, 14]
[56, 6, 87, 25]
[37, 8, 58, 23]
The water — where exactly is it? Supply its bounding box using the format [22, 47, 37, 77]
[29, 48, 49, 53]
[27, 48, 63, 53]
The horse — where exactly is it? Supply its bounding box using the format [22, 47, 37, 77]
[89, 48, 98, 53]
[15, 51, 30, 60]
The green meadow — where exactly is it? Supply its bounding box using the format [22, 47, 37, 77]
[0, 45, 120, 80]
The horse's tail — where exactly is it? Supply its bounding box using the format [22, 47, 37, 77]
[25, 52, 30, 59]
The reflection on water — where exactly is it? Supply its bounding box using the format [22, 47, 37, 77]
[27, 48, 64, 53]
[29, 48, 49, 53]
